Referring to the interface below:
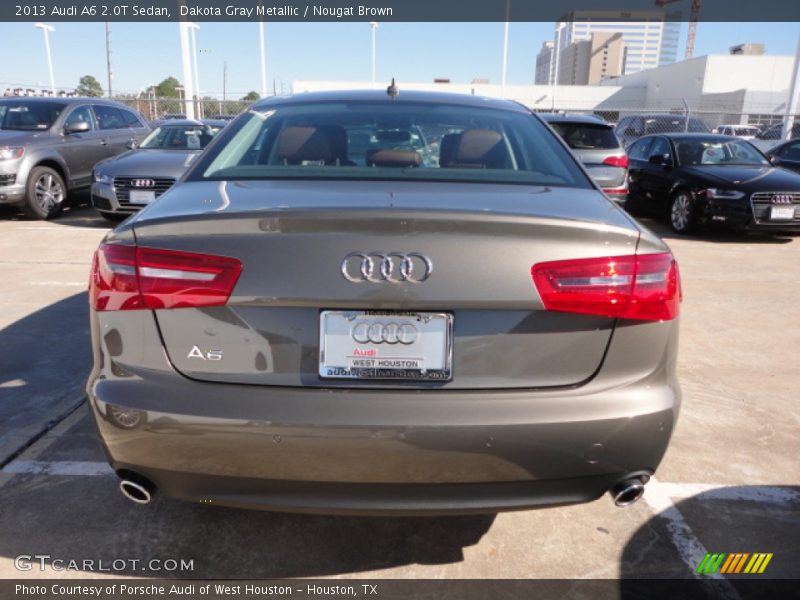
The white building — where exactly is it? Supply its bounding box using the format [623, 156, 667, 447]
[551, 11, 681, 82]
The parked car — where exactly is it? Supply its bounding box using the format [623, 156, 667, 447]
[201, 119, 230, 135]
[88, 90, 682, 514]
[765, 138, 800, 174]
[615, 114, 710, 148]
[91, 120, 217, 221]
[626, 133, 800, 233]
[541, 113, 629, 203]
[750, 122, 800, 153]
[0, 97, 149, 218]
[713, 124, 760, 140]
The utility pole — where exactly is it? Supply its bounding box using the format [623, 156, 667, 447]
[189, 23, 201, 118]
[105, 22, 113, 97]
[177, 22, 195, 119]
[369, 22, 378, 84]
[784, 35, 800, 140]
[501, 0, 510, 98]
[34, 23, 56, 94]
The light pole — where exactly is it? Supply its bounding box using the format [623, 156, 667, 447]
[258, 19, 267, 97]
[501, 0, 510, 98]
[189, 23, 202, 118]
[369, 22, 378, 84]
[34, 23, 56, 94]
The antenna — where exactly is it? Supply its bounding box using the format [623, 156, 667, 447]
[386, 77, 399, 99]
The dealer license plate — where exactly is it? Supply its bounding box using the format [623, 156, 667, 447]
[770, 205, 796, 220]
[319, 311, 452, 381]
[128, 190, 155, 204]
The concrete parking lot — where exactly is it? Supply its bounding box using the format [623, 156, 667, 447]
[0, 200, 797, 589]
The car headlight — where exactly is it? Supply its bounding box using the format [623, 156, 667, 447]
[705, 188, 745, 200]
[93, 171, 111, 184]
[0, 147, 24, 161]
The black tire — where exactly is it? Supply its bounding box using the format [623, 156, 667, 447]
[669, 190, 697, 234]
[624, 192, 646, 216]
[23, 166, 66, 220]
[99, 211, 129, 223]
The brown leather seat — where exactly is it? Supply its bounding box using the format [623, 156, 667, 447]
[448, 128, 509, 169]
[438, 133, 461, 168]
[276, 125, 354, 166]
[366, 148, 422, 168]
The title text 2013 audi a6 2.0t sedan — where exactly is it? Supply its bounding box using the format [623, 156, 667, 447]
[87, 89, 682, 514]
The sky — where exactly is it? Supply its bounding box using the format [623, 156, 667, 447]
[0, 21, 798, 98]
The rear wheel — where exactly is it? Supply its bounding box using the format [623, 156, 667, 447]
[23, 166, 66, 220]
[669, 191, 697, 234]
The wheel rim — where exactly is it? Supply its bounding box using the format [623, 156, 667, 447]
[671, 194, 691, 230]
[109, 406, 142, 428]
[34, 173, 64, 212]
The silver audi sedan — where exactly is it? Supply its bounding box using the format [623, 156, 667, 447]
[87, 89, 681, 514]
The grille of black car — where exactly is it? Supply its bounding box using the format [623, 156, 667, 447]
[0, 173, 16, 186]
[750, 192, 800, 223]
[113, 177, 176, 207]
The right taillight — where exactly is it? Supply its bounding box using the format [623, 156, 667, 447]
[531, 253, 681, 322]
[90, 243, 242, 311]
[603, 154, 629, 169]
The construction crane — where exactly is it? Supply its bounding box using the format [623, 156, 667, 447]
[655, 0, 700, 59]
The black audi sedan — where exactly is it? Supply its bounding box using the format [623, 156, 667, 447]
[626, 133, 800, 233]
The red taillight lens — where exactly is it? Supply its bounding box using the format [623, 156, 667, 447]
[531, 253, 680, 321]
[90, 244, 242, 311]
[602, 154, 629, 169]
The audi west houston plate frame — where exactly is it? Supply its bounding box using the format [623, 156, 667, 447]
[319, 311, 454, 381]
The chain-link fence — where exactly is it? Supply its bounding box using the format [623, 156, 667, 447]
[112, 96, 254, 122]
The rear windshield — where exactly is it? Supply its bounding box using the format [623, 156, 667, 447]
[0, 101, 66, 131]
[189, 101, 592, 189]
[548, 122, 619, 150]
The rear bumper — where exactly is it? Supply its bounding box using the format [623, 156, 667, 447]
[89, 370, 679, 514]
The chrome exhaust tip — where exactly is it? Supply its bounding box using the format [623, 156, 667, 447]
[118, 475, 156, 505]
[610, 478, 645, 507]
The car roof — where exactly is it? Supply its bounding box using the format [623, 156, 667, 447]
[153, 119, 205, 127]
[539, 113, 610, 126]
[250, 89, 532, 113]
[637, 133, 740, 142]
[0, 96, 128, 106]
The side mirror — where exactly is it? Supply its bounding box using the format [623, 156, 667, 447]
[769, 155, 780, 165]
[624, 127, 638, 137]
[649, 153, 673, 166]
[126, 139, 138, 150]
[64, 121, 90, 135]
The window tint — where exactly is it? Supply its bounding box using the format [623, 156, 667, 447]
[63, 105, 95, 131]
[0, 100, 66, 131]
[648, 137, 671, 158]
[778, 140, 800, 161]
[119, 109, 143, 128]
[628, 138, 653, 160]
[549, 122, 620, 150]
[93, 105, 125, 130]
[192, 102, 593, 189]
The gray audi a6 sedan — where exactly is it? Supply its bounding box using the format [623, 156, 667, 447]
[91, 120, 218, 222]
[87, 89, 682, 515]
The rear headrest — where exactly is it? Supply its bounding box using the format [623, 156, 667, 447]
[438, 133, 461, 168]
[366, 149, 422, 168]
[452, 129, 508, 168]
[277, 126, 334, 164]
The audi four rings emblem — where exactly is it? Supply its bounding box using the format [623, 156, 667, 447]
[771, 194, 794, 204]
[341, 252, 433, 283]
[132, 179, 155, 188]
[351, 321, 419, 345]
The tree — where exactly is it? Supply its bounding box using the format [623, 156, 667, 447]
[76, 75, 103, 97]
[154, 77, 182, 98]
[241, 91, 260, 102]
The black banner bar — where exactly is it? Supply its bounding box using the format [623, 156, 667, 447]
[2, 579, 799, 600]
[4, 0, 800, 22]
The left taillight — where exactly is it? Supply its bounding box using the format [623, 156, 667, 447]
[90, 244, 243, 311]
[531, 253, 681, 322]
[602, 154, 629, 169]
